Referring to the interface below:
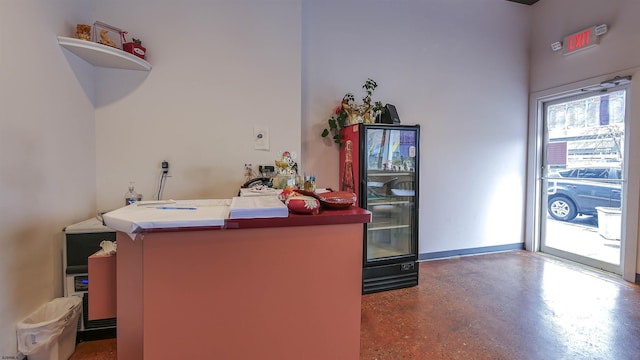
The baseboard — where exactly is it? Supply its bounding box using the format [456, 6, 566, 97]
[419, 243, 525, 261]
[77, 327, 117, 342]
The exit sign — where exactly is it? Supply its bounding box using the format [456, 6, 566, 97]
[562, 24, 607, 55]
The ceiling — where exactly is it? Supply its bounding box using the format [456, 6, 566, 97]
[507, 0, 539, 5]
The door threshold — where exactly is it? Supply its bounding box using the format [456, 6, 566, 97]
[535, 251, 630, 286]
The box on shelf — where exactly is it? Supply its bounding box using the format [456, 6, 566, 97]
[92, 21, 126, 50]
[123, 40, 146, 60]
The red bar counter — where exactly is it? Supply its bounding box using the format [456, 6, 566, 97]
[87, 250, 116, 320]
[103, 206, 370, 360]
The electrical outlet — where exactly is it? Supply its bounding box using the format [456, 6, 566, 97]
[253, 126, 269, 150]
[162, 160, 169, 174]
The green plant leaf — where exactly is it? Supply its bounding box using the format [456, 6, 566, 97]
[322, 78, 382, 147]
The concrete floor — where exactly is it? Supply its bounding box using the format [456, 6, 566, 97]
[70, 250, 640, 360]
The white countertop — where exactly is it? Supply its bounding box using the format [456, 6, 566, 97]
[102, 199, 231, 235]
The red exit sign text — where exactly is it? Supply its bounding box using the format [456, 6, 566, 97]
[563, 26, 600, 55]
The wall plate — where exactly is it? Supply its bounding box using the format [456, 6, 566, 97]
[254, 126, 269, 150]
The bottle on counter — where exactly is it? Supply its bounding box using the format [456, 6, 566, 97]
[342, 140, 355, 193]
[125, 182, 139, 206]
[304, 175, 316, 192]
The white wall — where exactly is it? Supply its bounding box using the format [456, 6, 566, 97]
[93, 0, 302, 211]
[0, 0, 95, 355]
[0, 0, 301, 355]
[3, 0, 602, 355]
[530, 0, 640, 93]
[302, 0, 531, 256]
[529, 0, 640, 280]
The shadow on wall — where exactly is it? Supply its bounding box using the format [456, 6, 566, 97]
[1, 220, 62, 352]
[59, 48, 150, 108]
[94, 67, 149, 108]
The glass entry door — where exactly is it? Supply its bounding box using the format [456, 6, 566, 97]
[540, 84, 628, 274]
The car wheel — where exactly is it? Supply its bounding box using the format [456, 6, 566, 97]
[548, 196, 577, 221]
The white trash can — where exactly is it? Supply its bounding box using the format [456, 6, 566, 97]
[16, 296, 82, 360]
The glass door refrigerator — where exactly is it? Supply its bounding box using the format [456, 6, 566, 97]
[340, 123, 419, 294]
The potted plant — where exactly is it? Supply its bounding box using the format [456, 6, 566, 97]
[321, 78, 385, 144]
[123, 37, 146, 60]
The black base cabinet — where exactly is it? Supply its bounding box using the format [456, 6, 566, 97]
[363, 261, 419, 294]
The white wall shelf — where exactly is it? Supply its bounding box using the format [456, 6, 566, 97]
[57, 36, 152, 71]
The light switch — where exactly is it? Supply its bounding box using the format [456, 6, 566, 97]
[254, 126, 269, 151]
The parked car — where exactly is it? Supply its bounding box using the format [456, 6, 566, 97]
[547, 167, 622, 221]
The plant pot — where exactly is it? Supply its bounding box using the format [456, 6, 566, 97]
[123, 42, 146, 59]
[595, 206, 621, 240]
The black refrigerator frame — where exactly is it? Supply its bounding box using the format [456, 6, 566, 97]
[340, 123, 420, 294]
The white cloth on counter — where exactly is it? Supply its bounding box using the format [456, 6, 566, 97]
[229, 196, 289, 219]
[238, 188, 281, 197]
[102, 199, 231, 239]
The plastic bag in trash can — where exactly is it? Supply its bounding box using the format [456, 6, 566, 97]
[16, 296, 82, 359]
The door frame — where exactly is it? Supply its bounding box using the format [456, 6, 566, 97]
[525, 69, 640, 283]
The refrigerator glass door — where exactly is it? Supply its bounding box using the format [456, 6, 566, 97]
[365, 127, 417, 262]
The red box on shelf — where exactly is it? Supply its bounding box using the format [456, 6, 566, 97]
[123, 42, 146, 60]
